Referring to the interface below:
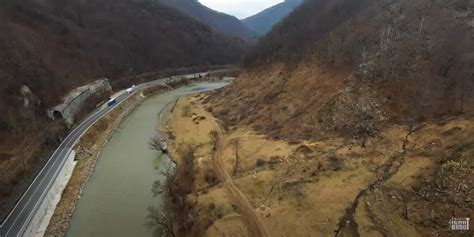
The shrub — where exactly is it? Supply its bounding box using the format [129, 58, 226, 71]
[182, 105, 192, 117]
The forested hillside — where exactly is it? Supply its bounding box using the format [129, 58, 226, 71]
[243, 0, 303, 35]
[0, 0, 245, 138]
[0, 0, 245, 203]
[159, 0, 257, 39]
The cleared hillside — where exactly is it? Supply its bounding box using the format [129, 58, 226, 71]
[159, 0, 257, 39]
[212, 0, 473, 141]
[205, 1, 473, 236]
[243, 0, 303, 35]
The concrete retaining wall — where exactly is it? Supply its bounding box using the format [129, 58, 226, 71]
[47, 79, 112, 127]
[23, 150, 77, 237]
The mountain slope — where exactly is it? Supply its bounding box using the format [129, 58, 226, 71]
[159, 0, 257, 39]
[0, 0, 245, 128]
[243, 0, 303, 35]
[0, 0, 246, 199]
[206, 1, 473, 235]
[211, 0, 473, 140]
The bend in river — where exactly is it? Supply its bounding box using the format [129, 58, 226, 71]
[66, 81, 228, 237]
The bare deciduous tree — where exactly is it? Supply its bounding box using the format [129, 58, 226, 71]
[146, 206, 176, 237]
[230, 138, 240, 176]
[148, 163, 176, 237]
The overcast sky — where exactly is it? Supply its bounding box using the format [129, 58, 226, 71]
[199, 0, 284, 19]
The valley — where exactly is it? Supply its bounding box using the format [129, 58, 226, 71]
[0, 0, 472, 236]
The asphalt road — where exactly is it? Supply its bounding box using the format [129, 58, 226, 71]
[0, 72, 210, 237]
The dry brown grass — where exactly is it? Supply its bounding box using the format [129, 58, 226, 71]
[168, 96, 474, 237]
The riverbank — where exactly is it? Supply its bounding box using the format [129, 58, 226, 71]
[164, 94, 474, 236]
[46, 76, 234, 236]
[163, 95, 295, 236]
[44, 76, 214, 236]
[44, 91, 146, 236]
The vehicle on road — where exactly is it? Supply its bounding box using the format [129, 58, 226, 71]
[0, 70, 220, 236]
[126, 85, 137, 94]
[107, 98, 117, 107]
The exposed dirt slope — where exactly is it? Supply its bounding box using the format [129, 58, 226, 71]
[203, 0, 473, 236]
[210, 0, 473, 141]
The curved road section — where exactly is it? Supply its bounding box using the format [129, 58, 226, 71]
[0, 72, 212, 237]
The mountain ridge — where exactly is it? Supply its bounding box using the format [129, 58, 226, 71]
[243, 0, 303, 35]
[159, 0, 257, 39]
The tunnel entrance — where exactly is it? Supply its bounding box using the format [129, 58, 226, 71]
[53, 111, 63, 120]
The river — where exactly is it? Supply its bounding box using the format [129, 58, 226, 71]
[66, 81, 228, 237]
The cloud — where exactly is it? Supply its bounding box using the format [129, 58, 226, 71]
[199, 0, 283, 19]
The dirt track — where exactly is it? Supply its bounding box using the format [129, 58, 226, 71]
[204, 110, 269, 237]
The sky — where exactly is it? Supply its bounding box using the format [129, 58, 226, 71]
[199, 0, 284, 19]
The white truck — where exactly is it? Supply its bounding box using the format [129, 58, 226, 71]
[125, 85, 136, 94]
